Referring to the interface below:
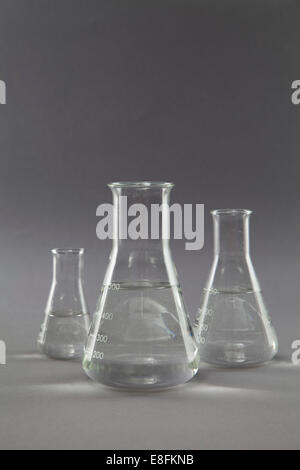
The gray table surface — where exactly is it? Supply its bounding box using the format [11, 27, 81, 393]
[0, 340, 299, 450]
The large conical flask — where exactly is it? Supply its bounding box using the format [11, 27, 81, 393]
[83, 182, 199, 389]
[194, 209, 278, 366]
[38, 249, 90, 359]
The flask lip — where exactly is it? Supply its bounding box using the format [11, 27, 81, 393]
[51, 248, 85, 255]
[211, 209, 252, 216]
[108, 181, 174, 189]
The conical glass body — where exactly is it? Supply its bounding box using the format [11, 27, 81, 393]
[38, 248, 90, 359]
[194, 209, 278, 366]
[83, 182, 199, 390]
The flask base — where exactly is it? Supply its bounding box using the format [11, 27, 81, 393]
[38, 341, 83, 360]
[200, 339, 277, 367]
[83, 354, 197, 390]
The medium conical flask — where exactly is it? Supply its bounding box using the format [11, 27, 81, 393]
[38, 248, 90, 359]
[194, 209, 278, 366]
[83, 182, 199, 389]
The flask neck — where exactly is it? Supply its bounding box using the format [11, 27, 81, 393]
[110, 183, 173, 249]
[213, 210, 251, 258]
[52, 249, 84, 282]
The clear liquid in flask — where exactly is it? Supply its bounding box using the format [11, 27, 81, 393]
[83, 282, 198, 390]
[38, 312, 90, 360]
[196, 288, 278, 366]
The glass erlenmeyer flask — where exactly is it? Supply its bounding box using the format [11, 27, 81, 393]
[194, 209, 278, 366]
[83, 182, 199, 389]
[38, 248, 90, 359]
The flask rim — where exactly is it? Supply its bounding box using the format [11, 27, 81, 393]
[51, 248, 85, 255]
[108, 181, 174, 189]
[211, 209, 252, 216]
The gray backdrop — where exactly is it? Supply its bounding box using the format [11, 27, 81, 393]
[0, 0, 299, 449]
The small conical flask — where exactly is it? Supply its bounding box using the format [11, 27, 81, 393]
[83, 182, 199, 390]
[194, 209, 278, 366]
[38, 248, 90, 359]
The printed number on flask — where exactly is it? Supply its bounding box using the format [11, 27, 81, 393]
[101, 283, 120, 292]
[198, 324, 209, 332]
[97, 334, 108, 343]
[195, 307, 214, 344]
[102, 312, 114, 320]
[93, 351, 104, 360]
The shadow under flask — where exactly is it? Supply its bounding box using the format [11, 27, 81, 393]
[83, 181, 199, 390]
[38, 248, 90, 359]
[194, 209, 278, 367]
